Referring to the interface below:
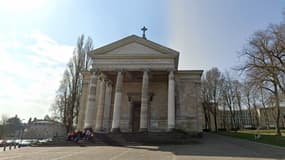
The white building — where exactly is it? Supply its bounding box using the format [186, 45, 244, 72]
[24, 120, 66, 139]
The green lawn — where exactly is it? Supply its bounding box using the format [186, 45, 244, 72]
[238, 129, 285, 136]
[219, 129, 285, 148]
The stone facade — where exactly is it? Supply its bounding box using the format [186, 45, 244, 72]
[77, 35, 203, 133]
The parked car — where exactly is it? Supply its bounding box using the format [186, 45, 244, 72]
[38, 139, 48, 143]
[20, 140, 32, 146]
[15, 139, 21, 145]
[0, 140, 6, 147]
[6, 139, 15, 145]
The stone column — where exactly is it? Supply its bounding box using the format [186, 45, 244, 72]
[103, 81, 112, 132]
[140, 70, 149, 132]
[84, 71, 98, 129]
[77, 72, 91, 130]
[111, 71, 124, 132]
[168, 71, 175, 131]
[95, 76, 106, 132]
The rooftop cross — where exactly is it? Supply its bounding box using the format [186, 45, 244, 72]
[141, 26, 147, 39]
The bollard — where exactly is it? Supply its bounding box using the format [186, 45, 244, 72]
[9, 144, 11, 150]
[14, 144, 16, 149]
[3, 144, 6, 151]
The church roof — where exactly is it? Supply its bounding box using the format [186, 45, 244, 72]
[89, 35, 179, 57]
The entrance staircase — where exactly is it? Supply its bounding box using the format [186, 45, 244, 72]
[36, 131, 201, 147]
[93, 131, 201, 146]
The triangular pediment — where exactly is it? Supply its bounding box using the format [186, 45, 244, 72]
[105, 42, 162, 55]
[90, 35, 179, 58]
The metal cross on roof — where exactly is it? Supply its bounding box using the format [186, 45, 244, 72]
[141, 26, 147, 39]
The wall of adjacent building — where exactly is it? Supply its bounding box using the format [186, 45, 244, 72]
[24, 120, 66, 139]
[203, 106, 285, 130]
[259, 107, 285, 129]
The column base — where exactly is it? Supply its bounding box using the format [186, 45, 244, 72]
[111, 128, 120, 133]
[139, 128, 148, 132]
[94, 128, 104, 133]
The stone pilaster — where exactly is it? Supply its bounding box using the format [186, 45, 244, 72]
[140, 70, 149, 132]
[103, 81, 112, 132]
[95, 76, 106, 132]
[84, 71, 99, 129]
[168, 71, 175, 131]
[111, 71, 123, 132]
[77, 71, 91, 131]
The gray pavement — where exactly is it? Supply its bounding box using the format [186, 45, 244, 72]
[0, 133, 285, 160]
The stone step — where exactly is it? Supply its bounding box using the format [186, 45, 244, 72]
[92, 131, 200, 145]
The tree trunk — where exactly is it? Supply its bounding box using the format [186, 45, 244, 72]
[260, 90, 270, 129]
[214, 106, 218, 132]
[273, 83, 282, 136]
[253, 103, 259, 128]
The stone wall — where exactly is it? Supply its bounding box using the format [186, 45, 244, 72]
[176, 71, 203, 133]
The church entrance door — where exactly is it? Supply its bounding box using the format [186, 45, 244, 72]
[132, 101, 141, 132]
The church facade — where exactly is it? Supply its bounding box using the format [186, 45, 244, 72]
[77, 35, 203, 133]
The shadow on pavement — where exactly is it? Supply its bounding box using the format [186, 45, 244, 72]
[126, 133, 285, 159]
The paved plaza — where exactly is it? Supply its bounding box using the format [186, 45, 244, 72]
[1, 134, 285, 160]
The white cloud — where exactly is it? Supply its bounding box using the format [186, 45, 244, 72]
[0, 31, 74, 120]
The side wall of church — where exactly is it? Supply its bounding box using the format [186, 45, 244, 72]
[175, 71, 203, 133]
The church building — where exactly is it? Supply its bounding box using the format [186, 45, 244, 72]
[77, 30, 203, 134]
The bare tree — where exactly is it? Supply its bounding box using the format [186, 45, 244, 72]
[239, 24, 285, 136]
[222, 72, 237, 129]
[232, 80, 244, 128]
[241, 81, 255, 127]
[51, 35, 93, 132]
[201, 67, 223, 132]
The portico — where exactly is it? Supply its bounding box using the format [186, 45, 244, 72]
[77, 34, 203, 133]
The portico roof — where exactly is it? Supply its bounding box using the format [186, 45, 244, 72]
[89, 35, 180, 70]
[89, 35, 179, 56]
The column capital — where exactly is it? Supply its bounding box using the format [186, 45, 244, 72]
[143, 70, 150, 78]
[143, 68, 151, 72]
[169, 71, 175, 80]
[81, 70, 91, 77]
[98, 75, 107, 81]
[168, 70, 175, 73]
[91, 68, 101, 74]
[106, 80, 113, 86]
[115, 69, 125, 73]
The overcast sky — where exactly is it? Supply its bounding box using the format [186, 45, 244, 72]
[0, 0, 284, 121]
